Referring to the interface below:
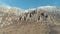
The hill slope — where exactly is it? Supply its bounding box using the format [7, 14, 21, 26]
[0, 6, 60, 34]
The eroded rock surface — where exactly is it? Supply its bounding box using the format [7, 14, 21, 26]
[0, 6, 60, 34]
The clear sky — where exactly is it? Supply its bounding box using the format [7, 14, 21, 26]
[0, 0, 60, 9]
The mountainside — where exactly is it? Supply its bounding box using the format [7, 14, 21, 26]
[0, 6, 60, 34]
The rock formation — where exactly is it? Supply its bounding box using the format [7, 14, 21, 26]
[0, 6, 60, 34]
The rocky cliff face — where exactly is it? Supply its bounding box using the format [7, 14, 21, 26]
[0, 6, 60, 34]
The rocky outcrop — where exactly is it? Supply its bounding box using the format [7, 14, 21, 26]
[0, 6, 60, 34]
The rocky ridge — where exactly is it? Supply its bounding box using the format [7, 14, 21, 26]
[0, 6, 60, 34]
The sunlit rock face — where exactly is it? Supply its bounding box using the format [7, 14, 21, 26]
[0, 6, 60, 34]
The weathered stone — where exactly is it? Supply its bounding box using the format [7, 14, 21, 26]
[0, 6, 60, 34]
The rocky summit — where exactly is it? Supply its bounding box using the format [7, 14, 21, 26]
[0, 6, 60, 34]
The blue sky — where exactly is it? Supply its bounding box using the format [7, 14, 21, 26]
[0, 0, 60, 9]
